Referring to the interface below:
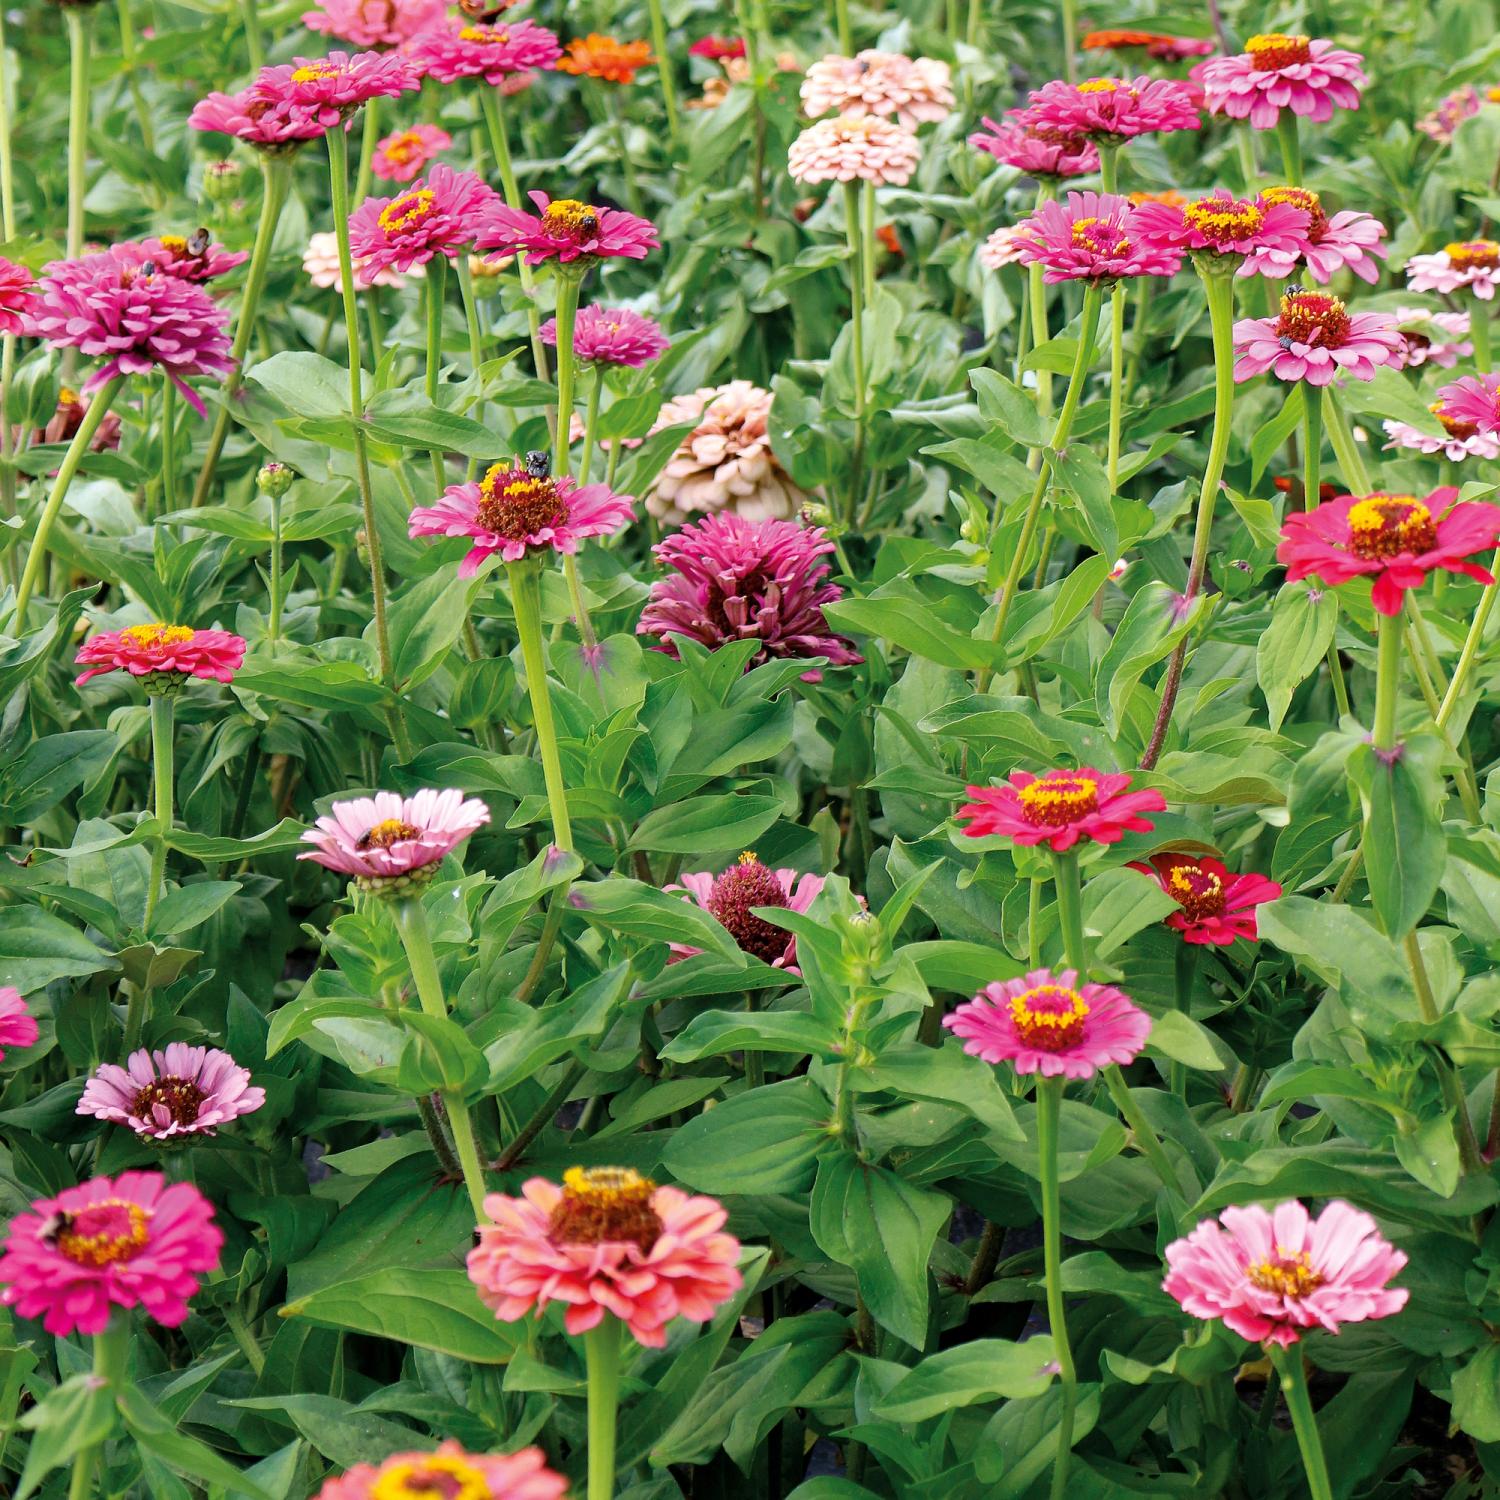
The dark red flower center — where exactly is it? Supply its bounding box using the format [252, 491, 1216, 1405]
[1345, 495, 1437, 560]
[1444, 239, 1500, 271]
[356, 817, 420, 850]
[1182, 197, 1264, 247]
[1260, 184, 1327, 240]
[1275, 290, 1350, 348]
[1246, 32, 1312, 68]
[1016, 773, 1099, 827]
[133, 1076, 207, 1128]
[1008, 984, 1089, 1051]
[1246, 1247, 1323, 1298]
[706, 852, 790, 963]
[1070, 216, 1131, 257]
[475, 464, 568, 541]
[1164, 862, 1225, 920]
[1431, 400, 1478, 439]
[52, 1199, 151, 1267]
[547, 1166, 662, 1251]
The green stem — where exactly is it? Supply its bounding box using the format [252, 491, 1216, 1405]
[843, 181, 867, 527]
[159, 376, 176, 517]
[495, 1060, 586, 1170]
[1373, 609, 1402, 750]
[509, 560, 573, 851]
[1302, 384, 1349, 711]
[1275, 113, 1302, 185]
[1102, 1066, 1184, 1195]
[552, 275, 581, 477]
[1052, 849, 1086, 972]
[65, 7, 89, 263]
[1060, 0, 1076, 81]
[579, 370, 603, 484]
[455, 256, 487, 380]
[1028, 182, 1057, 424]
[644, 0, 680, 143]
[1403, 931, 1486, 1175]
[0, 6, 17, 241]
[1170, 942, 1200, 1097]
[222, 1303, 266, 1377]
[116, 0, 156, 155]
[1324, 390, 1373, 495]
[268, 490, 284, 649]
[1037, 1076, 1077, 1500]
[68, 1319, 130, 1500]
[834, 0, 852, 51]
[1123, 275, 1151, 400]
[144, 693, 174, 933]
[1473, 304, 1493, 374]
[860, 180, 877, 305]
[424, 252, 449, 484]
[1107, 284, 1125, 493]
[393, 897, 490, 1221]
[1437, 550, 1500, 728]
[1267, 1349, 1334, 1500]
[604, 89, 644, 216]
[586, 1316, 624, 1500]
[353, 94, 379, 207]
[240, 0, 263, 70]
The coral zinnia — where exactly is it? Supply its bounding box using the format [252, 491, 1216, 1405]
[969, 116, 1099, 178]
[1390, 307, 1471, 370]
[299, 788, 491, 888]
[1257, 186, 1386, 284]
[1232, 291, 1403, 386]
[1195, 34, 1368, 127]
[349, 164, 502, 274]
[1132, 188, 1310, 274]
[1126, 853, 1281, 944]
[476, 191, 660, 266]
[74, 623, 247, 689]
[800, 50, 955, 129]
[556, 34, 654, 84]
[406, 17, 562, 85]
[0, 988, 38, 1061]
[540, 304, 668, 367]
[1277, 488, 1500, 615]
[1405, 240, 1500, 300]
[1081, 30, 1214, 60]
[957, 768, 1166, 851]
[372, 122, 452, 183]
[668, 854, 828, 968]
[0, 1171, 222, 1335]
[787, 114, 921, 185]
[314, 1443, 568, 1500]
[1019, 75, 1202, 140]
[302, 0, 447, 48]
[1013, 190, 1183, 283]
[1163, 1200, 1407, 1346]
[979, 225, 1030, 270]
[78, 1044, 264, 1141]
[945, 968, 1153, 1080]
[468, 1167, 742, 1346]
[0, 256, 37, 334]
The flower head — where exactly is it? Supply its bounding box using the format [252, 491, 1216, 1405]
[969, 116, 1099, 178]
[302, 0, 447, 48]
[475, 191, 660, 266]
[314, 1443, 568, 1500]
[557, 34, 654, 84]
[350, 165, 502, 274]
[406, 17, 562, 85]
[979, 225, 1030, 270]
[690, 36, 746, 61]
[1163, 1200, 1407, 1346]
[1433, 372, 1500, 434]
[299, 787, 491, 890]
[0, 257, 38, 334]
[467, 1167, 742, 1346]
[0, 1171, 222, 1335]
[1232, 290, 1403, 386]
[130, 232, 249, 284]
[1132, 188, 1310, 274]
[1013, 190, 1183, 283]
[373, 122, 452, 182]
[0, 988, 38, 1061]
[1019, 75, 1203, 140]
[75, 623, 246, 691]
[945, 968, 1152, 1079]
[189, 84, 330, 150]
[258, 50, 419, 127]
[302, 230, 413, 292]
[540, 304, 668, 368]
[409, 462, 634, 574]
[1257, 185, 1386, 284]
[1277, 488, 1500, 614]
[1081, 30, 1214, 60]
[957, 768, 1166, 852]
[668, 853, 828, 968]
[1390, 306, 1471, 369]
[33, 387, 122, 452]
[78, 1044, 265, 1142]
[1405, 239, 1500, 301]
[1127, 854, 1281, 944]
[800, 50, 955, 129]
[1384, 393, 1500, 462]
[1418, 85, 1480, 144]
[787, 114, 921, 185]
[1195, 34, 1368, 127]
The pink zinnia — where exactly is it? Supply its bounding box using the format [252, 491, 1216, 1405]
[349, 164, 501, 274]
[299, 787, 490, 886]
[1434, 372, 1500, 434]
[302, 0, 447, 48]
[1233, 290, 1402, 386]
[1132, 188, 1310, 275]
[314, 1443, 567, 1500]
[75, 623, 246, 687]
[690, 36, 745, 61]
[1418, 85, 1480, 144]
[944, 967, 1152, 1080]
[131, 232, 249, 284]
[540, 304, 668, 367]
[1391, 306, 1471, 369]
[467, 1167, 742, 1347]
[969, 116, 1099, 179]
[0, 1171, 222, 1335]
[1195, 34, 1368, 127]
[1277, 488, 1500, 615]
[475, 190, 659, 266]
[1384, 393, 1500, 462]
[1257, 186, 1386, 284]
[407, 17, 562, 85]
[302, 230, 411, 292]
[666, 854, 828, 968]
[957, 767, 1166, 852]
[1163, 1200, 1407, 1347]
[189, 84, 331, 150]
[638, 513, 861, 675]
[0, 256, 37, 334]
[1019, 75, 1202, 140]
[78, 1044, 265, 1141]
[1405, 239, 1500, 300]
[1126, 853, 1281, 945]
[979, 225, 1029, 270]
[259, 50, 418, 127]
[29, 253, 234, 414]
[1013, 190, 1182, 283]
[786, 114, 921, 186]
[408, 461, 634, 574]
[0, 988, 38, 1061]
[372, 122, 451, 182]
[799, 50, 955, 129]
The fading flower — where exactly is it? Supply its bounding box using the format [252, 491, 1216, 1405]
[1195, 33, 1368, 127]
[349, 164, 502, 273]
[314, 1444, 568, 1500]
[75, 623, 246, 690]
[1405, 239, 1500, 300]
[540, 304, 668, 367]
[33, 387, 123, 452]
[372, 122, 452, 182]
[298, 788, 491, 888]
[668, 853, 827, 968]
[800, 50, 954, 129]
[787, 113, 921, 185]
[78, 1045, 265, 1141]
[1127, 853, 1281, 944]
[1232, 290, 1403, 386]
[957, 768, 1166, 851]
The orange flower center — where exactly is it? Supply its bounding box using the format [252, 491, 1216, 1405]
[1260, 184, 1327, 239]
[1275, 290, 1351, 348]
[1346, 495, 1437, 560]
[1016, 774, 1099, 827]
[119, 623, 195, 652]
[1129, 189, 1186, 207]
[53, 1199, 151, 1267]
[356, 818, 420, 850]
[1246, 32, 1312, 69]
[1444, 239, 1500, 270]
[384, 130, 427, 163]
[1008, 984, 1090, 1051]
[457, 24, 510, 43]
[292, 62, 341, 83]
[378, 189, 436, 234]
[475, 464, 567, 540]
[132, 1076, 206, 1129]
[1165, 862, 1225, 920]
[369, 1454, 490, 1500]
[706, 851, 790, 962]
[548, 1166, 663, 1251]
[1246, 1246, 1324, 1298]
[1183, 196, 1265, 247]
[1070, 215, 1131, 256]
[1431, 400, 1478, 439]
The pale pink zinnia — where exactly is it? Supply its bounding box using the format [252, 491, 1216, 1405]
[75, 623, 247, 687]
[0, 257, 37, 334]
[407, 16, 562, 85]
[314, 1443, 568, 1500]
[372, 122, 451, 182]
[302, 230, 411, 292]
[1195, 34, 1368, 127]
[540, 304, 669, 367]
[787, 114, 921, 185]
[476, 191, 660, 265]
[979, 225, 1029, 270]
[349, 165, 502, 273]
[1257, 186, 1386, 284]
[969, 116, 1098, 178]
[1132, 189, 1310, 276]
[1406, 239, 1500, 300]
[799, 50, 955, 129]
[1019, 75, 1202, 140]
[1418, 85, 1480, 144]
[468, 1167, 742, 1347]
[1384, 404, 1500, 462]
[1013, 190, 1183, 283]
[78, 1044, 265, 1141]
[299, 787, 491, 884]
[1233, 290, 1402, 386]
[944, 967, 1153, 1080]
[666, 853, 829, 967]
[0, 988, 38, 1061]
[0, 1171, 222, 1335]
[1163, 1200, 1407, 1346]
[1390, 306, 1471, 369]
[302, 0, 447, 49]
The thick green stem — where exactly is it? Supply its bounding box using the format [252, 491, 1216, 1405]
[268, 491, 284, 649]
[644, 0, 680, 142]
[834, 0, 852, 51]
[1102, 1066, 1184, 1195]
[860, 180, 877, 305]
[552, 276, 581, 477]
[1324, 390, 1373, 495]
[65, 7, 89, 262]
[144, 694, 174, 933]
[240, 0, 263, 69]
[510, 561, 573, 851]
[68, 1320, 130, 1500]
[353, 94, 379, 207]
[1037, 1076, 1077, 1500]
[1060, 0, 1076, 80]
[1170, 942, 1199, 1097]
[1472, 302, 1492, 374]
[1275, 113, 1302, 185]
[1268, 1349, 1334, 1500]
[1107, 285, 1125, 492]
[1437, 550, 1500, 728]
[1028, 181, 1057, 424]
[424, 252, 449, 483]
[586, 1316, 624, 1500]
[579, 371, 603, 484]
[1404, 932, 1486, 1175]
[159, 377, 176, 517]
[116, 0, 156, 155]
[1123, 275, 1151, 400]
[842, 181, 867, 527]
[1373, 610, 1402, 750]
[1302, 385, 1349, 712]
[495, 1060, 586, 1170]
[1052, 849, 1086, 972]
[455, 256, 487, 379]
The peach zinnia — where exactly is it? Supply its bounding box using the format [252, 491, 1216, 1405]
[787, 114, 921, 186]
[958, 767, 1166, 851]
[74, 623, 246, 691]
[800, 50, 955, 129]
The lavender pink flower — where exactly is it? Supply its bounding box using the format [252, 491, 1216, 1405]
[979, 226, 1029, 270]
[799, 50, 955, 129]
[1405, 239, 1500, 300]
[1195, 33, 1368, 126]
[349, 164, 502, 273]
[1418, 85, 1480, 144]
[1233, 291, 1403, 386]
[78, 1044, 265, 1141]
[1433, 373, 1500, 434]
[476, 191, 660, 266]
[1019, 75, 1202, 140]
[540, 304, 669, 367]
[1013, 190, 1183, 283]
[299, 787, 491, 884]
[407, 16, 562, 85]
[787, 114, 921, 186]
[302, 0, 447, 48]
[261, 50, 419, 126]
[1384, 405, 1500, 462]
[1390, 307, 1471, 369]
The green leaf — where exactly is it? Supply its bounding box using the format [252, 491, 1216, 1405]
[970, 368, 1048, 447]
[384, 570, 481, 690]
[823, 591, 999, 673]
[1146, 1010, 1225, 1072]
[118, 1386, 271, 1500]
[1452, 1345, 1500, 1442]
[902, 939, 1028, 993]
[1256, 580, 1338, 732]
[872, 1338, 1058, 1420]
[16, 1374, 116, 1500]
[569, 877, 747, 964]
[663, 1077, 829, 1194]
[0, 731, 117, 822]
[847, 1041, 1024, 1141]
[1051, 442, 1117, 563]
[1249, 384, 1304, 486]
[168, 817, 309, 863]
[627, 794, 784, 854]
[1347, 735, 1446, 940]
[1082, 866, 1180, 958]
[0, 908, 117, 991]
[228, 1395, 428, 1471]
[661, 1009, 840, 1063]
[248, 351, 351, 419]
[148, 880, 241, 938]
[1094, 582, 1204, 738]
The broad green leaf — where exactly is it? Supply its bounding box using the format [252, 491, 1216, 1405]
[873, 1338, 1058, 1420]
[1256, 580, 1338, 732]
[663, 1077, 829, 1194]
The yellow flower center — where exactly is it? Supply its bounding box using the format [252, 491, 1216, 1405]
[159, 234, 188, 253]
[1246, 32, 1312, 69]
[378, 189, 437, 234]
[548, 1166, 663, 1251]
[356, 818, 420, 850]
[291, 62, 341, 83]
[1008, 984, 1090, 1052]
[1016, 773, 1099, 827]
[1246, 1247, 1324, 1298]
[1076, 77, 1119, 93]
[1165, 862, 1225, 920]
[458, 23, 510, 43]
[384, 130, 426, 163]
[542, 198, 601, 239]
[475, 465, 567, 540]
[368, 1454, 491, 1500]
[119, 623, 195, 652]
[1182, 196, 1265, 247]
[1070, 216, 1131, 256]
[1346, 495, 1437, 560]
[54, 1199, 151, 1268]
[1259, 184, 1327, 238]
[1444, 239, 1500, 271]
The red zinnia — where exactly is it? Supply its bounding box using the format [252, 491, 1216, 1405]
[957, 767, 1166, 852]
[1127, 853, 1281, 944]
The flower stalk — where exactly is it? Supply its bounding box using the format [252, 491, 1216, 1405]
[842, 180, 867, 527]
[144, 692, 175, 933]
[1267, 1347, 1334, 1500]
[65, 6, 90, 263]
[1036, 1073, 1076, 1500]
[67, 1316, 130, 1500]
[585, 1314, 624, 1500]
[644, 0, 680, 143]
[509, 559, 574, 852]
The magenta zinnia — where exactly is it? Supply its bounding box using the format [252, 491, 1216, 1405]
[957, 767, 1166, 851]
[314, 1443, 568, 1500]
[540, 304, 669, 367]
[1232, 290, 1403, 386]
[476, 191, 660, 266]
[667, 854, 829, 968]
[75, 623, 246, 689]
[0, 987, 38, 1061]
[1132, 188, 1310, 275]
[1013, 190, 1182, 283]
[1195, 34, 1368, 127]
[130, 232, 249, 284]
[406, 15, 562, 84]
[0, 256, 37, 334]
[349, 164, 502, 273]
[1257, 185, 1386, 284]
[78, 1044, 265, 1142]
[1126, 854, 1281, 945]
[1432, 372, 1500, 434]
[301, 0, 447, 48]
[969, 116, 1099, 178]
[1018, 75, 1202, 141]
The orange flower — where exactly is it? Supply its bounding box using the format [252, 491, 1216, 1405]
[557, 33, 654, 83]
[1128, 188, 1187, 208]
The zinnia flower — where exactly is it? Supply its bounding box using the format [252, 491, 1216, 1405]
[1405, 239, 1500, 300]
[690, 36, 745, 61]
[314, 1444, 568, 1500]
[1277, 488, 1500, 615]
[475, 191, 660, 266]
[28, 253, 234, 414]
[1390, 306, 1471, 369]
[1418, 85, 1480, 144]
[1433, 372, 1500, 434]
[302, 0, 447, 48]
[406, 17, 562, 85]
[299, 787, 491, 889]
[787, 114, 921, 186]
[372, 122, 452, 182]
[257, 50, 419, 128]
[799, 50, 955, 129]
[189, 84, 330, 150]
[1132, 188, 1310, 274]
[0, 988, 38, 1061]
[349, 164, 502, 274]
[0, 1171, 222, 1335]
[1126, 853, 1281, 944]
[75, 623, 247, 689]
[408, 462, 634, 574]
[467, 1167, 742, 1347]
[1195, 34, 1368, 126]
[0, 257, 37, 334]
[1013, 190, 1183, 283]
[1257, 186, 1386, 284]
[1081, 29, 1214, 60]
[1232, 290, 1403, 386]
[667, 852, 828, 968]
[540, 304, 668, 367]
[979, 225, 1030, 270]
[1019, 75, 1202, 140]
[644, 381, 810, 525]
[638, 512, 861, 675]
[969, 116, 1099, 178]
[33, 387, 123, 452]
[78, 1044, 265, 1141]
[957, 768, 1166, 851]
[1163, 1200, 1407, 1346]
[944, 967, 1152, 1079]
[303, 229, 411, 291]
[130, 232, 249, 284]
[1384, 400, 1500, 462]
[556, 34, 654, 84]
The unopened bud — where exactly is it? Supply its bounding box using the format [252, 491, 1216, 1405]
[203, 160, 244, 203]
[256, 461, 296, 498]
